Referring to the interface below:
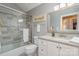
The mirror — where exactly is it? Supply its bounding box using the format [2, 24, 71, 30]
[48, 4, 79, 32]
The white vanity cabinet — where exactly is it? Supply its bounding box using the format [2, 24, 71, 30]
[38, 38, 79, 56]
[38, 39, 48, 56]
[59, 44, 79, 56]
[47, 41, 59, 56]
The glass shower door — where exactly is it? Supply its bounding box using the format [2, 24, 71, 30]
[0, 13, 24, 54]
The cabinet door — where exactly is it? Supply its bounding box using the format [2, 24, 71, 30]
[38, 39, 48, 56]
[60, 44, 79, 56]
[47, 41, 59, 56]
[38, 45, 48, 56]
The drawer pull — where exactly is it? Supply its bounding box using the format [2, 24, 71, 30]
[57, 46, 58, 48]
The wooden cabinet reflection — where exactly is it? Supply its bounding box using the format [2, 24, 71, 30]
[62, 15, 77, 31]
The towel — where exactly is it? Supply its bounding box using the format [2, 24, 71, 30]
[23, 28, 29, 42]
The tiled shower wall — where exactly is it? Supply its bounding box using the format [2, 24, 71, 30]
[0, 12, 28, 54]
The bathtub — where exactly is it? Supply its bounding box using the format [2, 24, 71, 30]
[0, 46, 25, 56]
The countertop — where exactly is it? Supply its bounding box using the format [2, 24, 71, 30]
[39, 35, 79, 47]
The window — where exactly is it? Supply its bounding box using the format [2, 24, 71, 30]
[54, 3, 75, 11]
[67, 3, 74, 6]
[60, 3, 66, 8]
[54, 5, 60, 11]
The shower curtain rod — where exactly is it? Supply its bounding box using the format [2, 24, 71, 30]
[0, 4, 25, 14]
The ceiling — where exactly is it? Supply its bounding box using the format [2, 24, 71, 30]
[15, 3, 42, 12]
[0, 3, 57, 14]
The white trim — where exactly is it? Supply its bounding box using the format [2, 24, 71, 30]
[0, 4, 25, 14]
[60, 12, 79, 31]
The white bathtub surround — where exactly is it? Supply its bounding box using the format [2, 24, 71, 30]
[0, 46, 25, 56]
[0, 44, 37, 56]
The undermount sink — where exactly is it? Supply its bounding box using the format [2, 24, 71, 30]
[70, 37, 79, 44]
[57, 35, 73, 40]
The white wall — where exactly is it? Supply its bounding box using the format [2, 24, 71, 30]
[27, 3, 59, 37]
[0, 46, 25, 56]
[28, 3, 59, 16]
